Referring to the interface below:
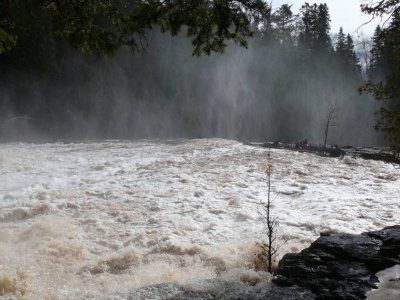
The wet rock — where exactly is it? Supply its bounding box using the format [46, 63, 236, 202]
[272, 225, 400, 300]
[194, 191, 204, 197]
[258, 141, 400, 164]
[147, 217, 159, 224]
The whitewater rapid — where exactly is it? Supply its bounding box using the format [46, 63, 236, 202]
[0, 139, 399, 299]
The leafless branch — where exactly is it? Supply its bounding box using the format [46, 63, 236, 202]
[324, 102, 338, 147]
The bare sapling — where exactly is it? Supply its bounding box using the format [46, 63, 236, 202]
[257, 149, 280, 273]
[324, 102, 338, 147]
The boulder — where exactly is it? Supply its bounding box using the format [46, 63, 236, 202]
[272, 225, 400, 299]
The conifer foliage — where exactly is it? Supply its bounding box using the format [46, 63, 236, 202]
[0, 0, 269, 57]
[0, 2, 380, 146]
[360, 1, 400, 152]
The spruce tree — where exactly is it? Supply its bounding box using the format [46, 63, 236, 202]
[368, 26, 386, 81]
[335, 27, 347, 57]
[345, 34, 359, 68]
[298, 3, 318, 50]
[316, 4, 332, 51]
[272, 4, 295, 47]
[298, 3, 332, 52]
[361, 11, 400, 152]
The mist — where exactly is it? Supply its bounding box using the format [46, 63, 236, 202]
[0, 24, 383, 146]
[2, 3, 400, 299]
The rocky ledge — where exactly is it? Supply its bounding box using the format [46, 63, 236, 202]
[254, 141, 400, 164]
[272, 225, 400, 299]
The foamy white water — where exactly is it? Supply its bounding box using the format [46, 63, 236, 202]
[367, 265, 400, 300]
[0, 139, 399, 299]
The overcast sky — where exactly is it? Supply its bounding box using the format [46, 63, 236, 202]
[271, 0, 383, 37]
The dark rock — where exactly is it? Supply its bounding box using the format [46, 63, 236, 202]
[267, 285, 315, 300]
[272, 226, 400, 299]
[256, 141, 400, 164]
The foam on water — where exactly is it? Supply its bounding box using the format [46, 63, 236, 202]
[367, 265, 400, 300]
[0, 139, 399, 299]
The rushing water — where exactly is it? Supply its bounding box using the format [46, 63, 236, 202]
[0, 139, 399, 299]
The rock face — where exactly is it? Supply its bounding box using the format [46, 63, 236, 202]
[272, 225, 400, 300]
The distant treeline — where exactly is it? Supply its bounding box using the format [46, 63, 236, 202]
[0, 3, 386, 145]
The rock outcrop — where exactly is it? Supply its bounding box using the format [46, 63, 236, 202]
[257, 141, 400, 164]
[272, 225, 400, 299]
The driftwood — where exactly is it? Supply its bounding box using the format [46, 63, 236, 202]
[251, 140, 400, 165]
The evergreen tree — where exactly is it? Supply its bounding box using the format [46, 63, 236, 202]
[361, 10, 400, 151]
[257, 5, 275, 44]
[368, 26, 386, 81]
[272, 4, 295, 47]
[316, 3, 332, 51]
[345, 34, 359, 68]
[335, 27, 347, 57]
[298, 3, 332, 52]
[298, 3, 318, 51]
[335, 28, 359, 69]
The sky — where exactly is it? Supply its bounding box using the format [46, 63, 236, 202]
[271, 0, 383, 37]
